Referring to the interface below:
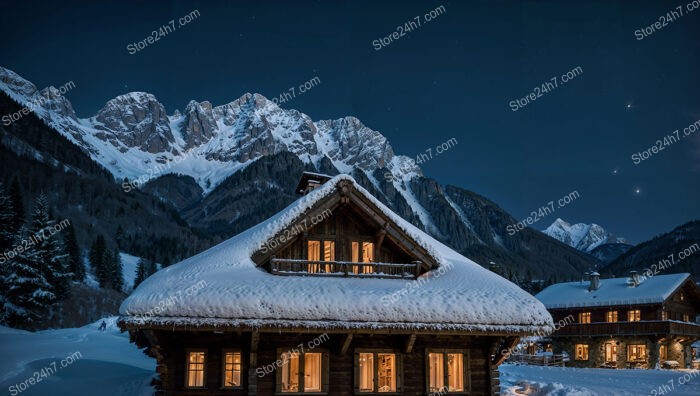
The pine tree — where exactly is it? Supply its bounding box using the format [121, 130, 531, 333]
[2, 227, 56, 329]
[134, 258, 157, 287]
[28, 194, 70, 300]
[0, 183, 14, 252]
[63, 223, 85, 282]
[8, 177, 25, 237]
[89, 235, 107, 285]
[108, 250, 123, 292]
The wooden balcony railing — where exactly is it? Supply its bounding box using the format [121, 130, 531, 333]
[550, 320, 700, 337]
[270, 258, 421, 279]
[508, 354, 566, 367]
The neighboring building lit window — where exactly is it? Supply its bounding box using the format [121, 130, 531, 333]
[683, 314, 691, 322]
[680, 292, 685, 302]
[579, 312, 591, 324]
[628, 309, 641, 322]
[604, 343, 617, 363]
[356, 351, 399, 393]
[575, 344, 589, 360]
[351, 241, 375, 274]
[222, 351, 241, 388]
[278, 350, 327, 393]
[659, 344, 667, 362]
[427, 350, 467, 393]
[661, 310, 668, 321]
[606, 311, 618, 323]
[186, 350, 206, 388]
[627, 345, 647, 362]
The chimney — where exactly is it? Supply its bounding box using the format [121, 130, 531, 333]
[629, 270, 640, 287]
[588, 271, 600, 291]
[295, 172, 332, 195]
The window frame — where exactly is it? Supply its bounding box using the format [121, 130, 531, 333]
[424, 348, 471, 395]
[627, 309, 641, 322]
[578, 312, 591, 324]
[185, 348, 208, 389]
[606, 311, 618, 323]
[627, 344, 647, 362]
[574, 344, 589, 361]
[306, 238, 337, 273]
[354, 349, 404, 394]
[275, 348, 329, 395]
[221, 349, 243, 390]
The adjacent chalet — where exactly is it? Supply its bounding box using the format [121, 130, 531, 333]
[119, 173, 552, 395]
[536, 272, 700, 369]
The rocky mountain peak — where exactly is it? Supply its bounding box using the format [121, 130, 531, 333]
[543, 218, 628, 252]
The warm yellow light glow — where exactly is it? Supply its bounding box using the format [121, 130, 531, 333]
[447, 353, 464, 391]
[579, 312, 591, 324]
[281, 352, 300, 392]
[307, 240, 321, 273]
[628, 309, 641, 322]
[223, 352, 241, 387]
[377, 353, 396, 392]
[304, 353, 322, 392]
[575, 344, 589, 360]
[358, 353, 374, 392]
[187, 351, 205, 387]
[429, 352, 445, 392]
[627, 344, 647, 362]
[606, 311, 618, 322]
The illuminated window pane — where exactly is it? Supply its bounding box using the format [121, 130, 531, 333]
[187, 351, 205, 388]
[377, 353, 396, 392]
[223, 352, 241, 387]
[304, 353, 322, 392]
[307, 240, 321, 272]
[627, 345, 646, 362]
[604, 343, 617, 362]
[323, 240, 335, 273]
[447, 353, 464, 391]
[281, 352, 300, 392]
[428, 352, 445, 392]
[358, 353, 374, 392]
[660, 344, 667, 361]
[362, 242, 374, 273]
[606, 311, 618, 322]
[351, 241, 360, 273]
[575, 344, 589, 360]
[628, 310, 641, 322]
[579, 312, 591, 324]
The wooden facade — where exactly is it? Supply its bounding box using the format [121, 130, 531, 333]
[121, 174, 540, 395]
[543, 278, 700, 369]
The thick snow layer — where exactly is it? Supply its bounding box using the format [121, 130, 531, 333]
[500, 364, 700, 395]
[120, 175, 552, 332]
[0, 318, 155, 396]
[536, 273, 689, 309]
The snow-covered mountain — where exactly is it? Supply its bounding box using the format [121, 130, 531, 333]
[543, 218, 628, 252]
[0, 66, 601, 280]
[0, 66, 420, 195]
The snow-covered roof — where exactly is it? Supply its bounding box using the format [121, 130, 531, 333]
[119, 175, 552, 334]
[536, 273, 691, 309]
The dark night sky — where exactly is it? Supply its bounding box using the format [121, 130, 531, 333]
[1, 0, 698, 243]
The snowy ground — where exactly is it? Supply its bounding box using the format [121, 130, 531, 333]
[0, 317, 155, 396]
[501, 364, 700, 395]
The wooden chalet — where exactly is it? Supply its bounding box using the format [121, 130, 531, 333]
[535, 272, 700, 369]
[119, 173, 552, 395]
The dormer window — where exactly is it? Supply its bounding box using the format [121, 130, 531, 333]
[307, 240, 335, 273]
[351, 241, 374, 274]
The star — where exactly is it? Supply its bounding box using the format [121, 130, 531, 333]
[635, 188, 641, 195]
[612, 169, 619, 175]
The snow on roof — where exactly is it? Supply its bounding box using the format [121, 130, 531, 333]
[536, 273, 691, 309]
[119, 174, 552, 333]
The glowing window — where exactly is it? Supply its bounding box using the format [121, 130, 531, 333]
[606, 311, 618, 322]
[575, 344, 589, 360]
[356, 351, 398, 393]
[186, 351, 206, 388]
[428, 350, 467, 393]
[222, 351, 241, 388]
[579, 312, 591, 324]
[628, 309, 641, 322]
[627, 345, 646, 362]
[279, 351, 325, 393]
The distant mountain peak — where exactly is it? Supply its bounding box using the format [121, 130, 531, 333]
[543, 218, 628, 252]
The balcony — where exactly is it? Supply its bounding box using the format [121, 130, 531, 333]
[270, 258, 421, 279]
[550, 320, 700, 338]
